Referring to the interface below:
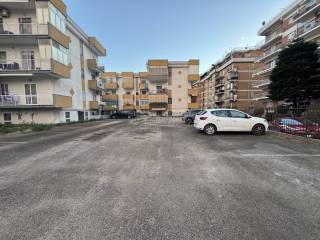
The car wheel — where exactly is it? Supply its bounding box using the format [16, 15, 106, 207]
[204, 124, 216, 135]
[185, 118, 193, 124]
[252, 124, 266, 136]
[111, 115, 116, 119]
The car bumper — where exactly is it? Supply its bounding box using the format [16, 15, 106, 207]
[194, 122, 203, 130]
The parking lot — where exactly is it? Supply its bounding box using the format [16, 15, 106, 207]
[0, 118, 320, 240]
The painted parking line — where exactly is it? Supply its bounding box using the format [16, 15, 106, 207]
[242, 154, 320, 157]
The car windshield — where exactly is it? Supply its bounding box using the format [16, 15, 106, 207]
[281, 119, 303, 126]
[197, 111, 207, 115]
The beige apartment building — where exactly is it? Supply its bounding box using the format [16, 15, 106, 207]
[199, 48, 264, 113]
[254, 0, 320, 107]
[0, 0, 106, 124]
[103, 59, 201, 116]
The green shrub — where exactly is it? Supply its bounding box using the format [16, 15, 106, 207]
[31, 124, 53, 132]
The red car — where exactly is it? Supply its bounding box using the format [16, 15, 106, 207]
[271, 118, 320, 139]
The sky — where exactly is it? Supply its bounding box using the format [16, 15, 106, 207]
[64, 0, 293, 74]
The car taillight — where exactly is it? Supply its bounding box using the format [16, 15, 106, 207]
[200, 117, 208, 120]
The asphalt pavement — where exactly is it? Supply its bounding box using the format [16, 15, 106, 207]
[0, 118, 320, 240]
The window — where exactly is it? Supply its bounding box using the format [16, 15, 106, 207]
[50, 5, 66, 34]
[168, 98, 172, 104]
[65, 112, 71, 123]
[3, 113, 11, 124]
[19, 18, 32, 34]
[0, 18, 3, 32]
[156, 85, 162, 93]
[52, 41, 69, 65]
[229, 110, 246, 118]
[212, 110, 229, 117]
[25, 84, 37, 104]
[0, 51, 6, 64]
[0, 83, 8, 95]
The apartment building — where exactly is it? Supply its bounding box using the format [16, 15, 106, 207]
[199, 49, 264, 113]
[103, 59, 200, 116]
[254, 0, 320, 107]
[0, 0, 106, 124]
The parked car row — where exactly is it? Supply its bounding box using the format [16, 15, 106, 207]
[183, 109, 269, 136]
[110, 110, 136, 119]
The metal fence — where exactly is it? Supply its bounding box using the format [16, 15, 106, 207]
[261, 107, 320, 139]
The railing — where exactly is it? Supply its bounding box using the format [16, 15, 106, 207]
[252, 91, 269, 100]
[263, 29, 282, 46]
[251, 79, 271, 88]
[293, 0, 320, 21]
[0, 94, 55, 106]
[0, 23, 49, 35]
[253, 64, 275, 75]
[256, 45, 282, 62]
[297, 18, 320, 37]
[0, 59, 51, 72]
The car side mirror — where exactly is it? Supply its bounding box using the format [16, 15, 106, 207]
[246, 115, 252, 119]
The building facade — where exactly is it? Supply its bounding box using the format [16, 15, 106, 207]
[0, 0, 106, 124]
[254, 0, 320, 107]
[199, 49, 264, 113]
[103, 59, 201, 116]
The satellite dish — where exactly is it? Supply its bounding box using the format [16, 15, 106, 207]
[262, 21, 266, 26]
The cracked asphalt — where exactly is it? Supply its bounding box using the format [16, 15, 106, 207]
[0, 118, 320, 240]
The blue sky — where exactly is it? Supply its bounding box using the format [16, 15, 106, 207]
[64, 0, 293, 73]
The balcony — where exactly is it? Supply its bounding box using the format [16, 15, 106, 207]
[188, 89, 200, 97]
[256, 45, 282, 62]
[102, 94, 118, 101]
[188, 103, 201, 109]
[123, 104, 135, 110]
[89, 100, 99, 110]
[140, 105, 150, 110]
[149, 92, 168, 103]
[88, 80, 103, 90]
[252, 91, 269, 100]
[188, 74, 200, 82]
[105, 82, 118, 90]
[293, 0, 320, 23]
[298, 19, 320, 40]
[260, 30, 282, 49]
[253, 64, 275, 76]
[122, 79, 134, 89]
[88, 37, 106, 56]
[251, 79, 271, 88]
[215, 89, 225, 95]
[0, 94, 72, 109]
[104, 105, 118, 111]
[123, 94, 135, 104]
[87, 59, 104, 73]
[0, 58, 71, 78]
[139, 94, 149, 100]
[215, 81, 224, 87]
[227, 71, 239, 81]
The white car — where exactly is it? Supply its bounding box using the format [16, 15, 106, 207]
[194, 109, 269, 135]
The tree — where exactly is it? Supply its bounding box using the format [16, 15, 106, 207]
[269, 39, 320, 107]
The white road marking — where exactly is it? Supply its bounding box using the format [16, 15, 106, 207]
[242, 154, 320, 157]
[0, 142, 25, 144]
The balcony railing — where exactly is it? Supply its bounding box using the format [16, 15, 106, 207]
[251, 79, 271, 88]
[149, 93, 168, 103]
[252, 91, 269, 100]
[0, 59, 51, 72]
[298, 18, 320, 38]
[293, 0, 320, 22]
[256, 45, 282, 62]
[0, 23, 49, 35]
[253, 64, 275, 76]
[0, 94, 67, 107]
[105, 82, 118, 90]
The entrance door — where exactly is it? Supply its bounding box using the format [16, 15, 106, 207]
[228, 110, 251, 131]
[25, 83, 37, 105]
[21, 50, 35, 70]
[78, 111, 84, 121]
